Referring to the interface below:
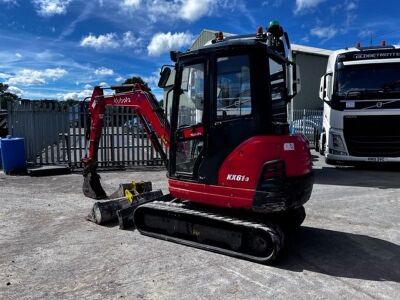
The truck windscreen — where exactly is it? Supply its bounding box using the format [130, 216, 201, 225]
[336, 63, 400, 100]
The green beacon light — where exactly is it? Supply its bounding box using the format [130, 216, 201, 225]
[267, 20, 283, 38]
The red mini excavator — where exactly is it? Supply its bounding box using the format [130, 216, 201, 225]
[82, 21, 314, 263]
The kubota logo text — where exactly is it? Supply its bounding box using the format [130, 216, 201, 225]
[114, 97, 130, 104]
[226, 174, 250, 182]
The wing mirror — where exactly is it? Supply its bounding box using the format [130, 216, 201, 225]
[319, 72, 333, 102]
[287, 61, 300, 100]
[158, 66, 172, 88]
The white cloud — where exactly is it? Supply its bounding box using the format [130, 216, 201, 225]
[262, 0, 283, 7]
[15, 52, 22, 58]
[94, 67, 114, 76]
[115, 76, 124, 82]
[44, 68, 68, 78]
[6, 68, 68, 86]
[84, 84, 92, 89]
[180, 0, 213, 21]
[146, 0, 179, 20]
[99, 82, 108, 86]
[6, 86, 23, 97]
[137, 0, 228, 23]
[80, 33, 119, 49]
[0, 0, 17, 4]
[122, 31, 143, 48]
[310, 26, 337, 41]
[359, 30, 374, 39]
[301, 35, 310, 43]
[121, 0, 141, 9]
[346, 1, 357, 10]
[294, 0, 325, 14]
[60, 89, 92, 100]
[142, 72, 160, 88]
[331, 1, 358, 14]
[0, 72, 12, 79]
[32, 0, 72, 17]
[80, 31, 144, 50]
[147, 32, 193, 56]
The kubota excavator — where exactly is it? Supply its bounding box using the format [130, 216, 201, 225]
[82, 21, 314, 263]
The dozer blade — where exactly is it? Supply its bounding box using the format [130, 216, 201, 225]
[83, 173, 107, 200]
[134, 200, 285, 264]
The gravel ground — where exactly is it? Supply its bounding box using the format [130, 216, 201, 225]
[0, 152, 399, 299]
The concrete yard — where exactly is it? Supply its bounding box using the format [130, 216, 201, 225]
[0, 152, 399, 299]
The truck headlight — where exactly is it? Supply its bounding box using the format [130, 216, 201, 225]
[331, 133, 346, 151]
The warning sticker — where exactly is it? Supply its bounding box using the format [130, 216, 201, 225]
[284, 143, 295, 151]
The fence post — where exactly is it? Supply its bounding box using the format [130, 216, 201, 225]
[7, 101, 13, 136]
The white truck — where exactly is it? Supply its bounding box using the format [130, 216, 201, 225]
[318, 44, 400, 164]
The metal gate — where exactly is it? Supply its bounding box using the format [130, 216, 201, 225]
[7, 101, 322, 167]
[7, 101, 163, 169]
[290, 109, 323, 147]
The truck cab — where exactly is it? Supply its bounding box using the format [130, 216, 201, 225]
[319, 44, 400, 164]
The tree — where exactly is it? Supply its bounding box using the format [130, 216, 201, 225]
[115, 76, 150, 93]
[123, 76, 149, 89]
[0, 83, 18, 109]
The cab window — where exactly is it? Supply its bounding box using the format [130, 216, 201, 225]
[269, 57, 287, 122]
[178, 63, 204, 127]
[216, 55, 252, 120]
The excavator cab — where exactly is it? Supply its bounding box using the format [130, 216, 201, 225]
[164, 27, 300, 186]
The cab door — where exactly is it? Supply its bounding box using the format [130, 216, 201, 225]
[171, 60, 207, 180]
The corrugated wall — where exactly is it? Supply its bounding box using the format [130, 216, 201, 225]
[190, 30, 217, 50]
[292, 52, 328, 110]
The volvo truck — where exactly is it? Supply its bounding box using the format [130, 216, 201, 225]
[318, 43, 400, 164]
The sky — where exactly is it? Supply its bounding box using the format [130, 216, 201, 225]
[0, 0, 399, 101]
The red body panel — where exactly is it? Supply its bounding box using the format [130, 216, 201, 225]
[180, 124, 205, 139]
[169, 134, 312, 209]
[169, 179, 255, 209]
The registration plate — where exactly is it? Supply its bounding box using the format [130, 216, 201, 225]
[367, 157, 385, 162]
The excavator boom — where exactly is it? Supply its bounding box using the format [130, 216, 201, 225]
[82, 83, 170, 199]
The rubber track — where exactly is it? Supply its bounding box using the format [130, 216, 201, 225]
[134, 200, 285, 264]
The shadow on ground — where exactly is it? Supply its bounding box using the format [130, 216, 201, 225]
[313, 167, 400, 189]
[279, 226, 400, 282]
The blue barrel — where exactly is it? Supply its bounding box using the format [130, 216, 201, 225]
[1, 136, 26, 174]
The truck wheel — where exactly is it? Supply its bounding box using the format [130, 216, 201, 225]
[314, 129, 320, 152]
[319, 133, 325, 155]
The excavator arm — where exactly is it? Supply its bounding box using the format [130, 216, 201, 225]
[82, 83, 170, 199]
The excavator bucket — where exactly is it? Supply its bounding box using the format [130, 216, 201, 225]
[83, 173, 107, 200]
[108, 181, 152, 199]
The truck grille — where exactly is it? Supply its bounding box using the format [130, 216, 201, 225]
[343, 115, 400, 157]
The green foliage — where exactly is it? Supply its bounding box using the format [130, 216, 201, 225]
[0, 82, 19, 109]
[64, 99, 79, 106]
[0, 83, 8, 93]
[123, 76, 149, 89]
[115, 76, 150, 94]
